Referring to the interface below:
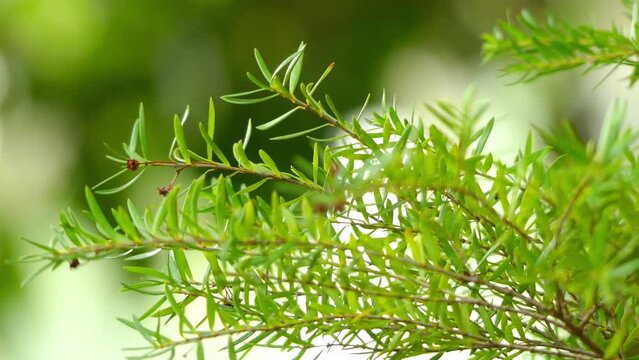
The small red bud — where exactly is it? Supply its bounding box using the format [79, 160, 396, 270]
[127, 159, 139, 171]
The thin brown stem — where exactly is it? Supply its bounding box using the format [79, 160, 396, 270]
[141, 160, 323, 191]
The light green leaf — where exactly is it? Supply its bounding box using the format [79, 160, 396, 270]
[258, 149, 280, 175]
[472, 117, 495, 155]
[138, 103, 148, 158]
[125, 248, 162, 261]
[325, 94, 343, 122]
[271, 44, 305, 82]
[256, 107, 300, 131]
[128, 118, 140, 158]
[254, 48, 272, 80]
[171, 248, 192, 281]
[215, 175, 226, 229]
[356, 93, 371, 121]
[111, 207, 139, 240]
[288, 52, 304, 94]
[95, 168, 147, 195]
[246, 71, 269, 89]
[221, 93, 278, 105]
[270, 123, 330, 141]
[198, 122, 229, 165]
[197, 342, 205, 360]
[207, 98, 215, 160]
[310, 62, 334, 95]
[228, 336, 238, 360]
[92, 168, 128, 191]
[232, 141, 252, 169]
[84, 186, 117, 241]
[173, 114, 191, 164]
[165, 185, 180, 236]
[243, 119, 252, 149]
[312, 142, 319, 183]
[235, 178, 269, 196]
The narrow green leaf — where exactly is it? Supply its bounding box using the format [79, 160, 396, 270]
[472, 117, 495, 155]
[138, 103, 148, 158]
[95, 168, 147, 195]
[196, 342, 205, 360]
[131, 316, 158, 345]
[207, 98, 215, 160]
[312, 142, 319, 183]
[211, 141, 230, 166]
[270, 123, 330, 141]
[221, 93, 278, 105]
[289, 52, 304, 94]
[215, 175, 226, 229]
[139, 297, 167, 321]
[228, 336, 238, 360]
[243, 119, 252, 149]
[164, 285, 195, 336]
[172, 248, 192, 281]
[325, 94, 343, 122]
[254, 48, 272, 80]
[356, 93, 371, 121]
[271, 44, 305, 82]
[152, 191, 171, 235]
[111, 207, 139, 240]
[605, 329, 626, 359]
[173, 114, 191, 164]
[20, 263, 53, 288]
[165, 185, 180, 236]
[125, 248, 162, 261]
[235, 178, 269, 196]
[256, 107, 300, 131]
[92, 168, 128, 191]
[127, 199, 150, 238]
[123, 266, 172, 281]
[246, 71, 269, 89]
[168, 106, 190, 158]
[352, 119, 381, 154]
[198, 122, 229, 165]
[310, 62, 334, 95]
[183, 175, 204, 228]
[323, 145, 333, 175]
[258, 149, 280, 175]
[232, 141, 252, 169]
[129, 118, 140, 158]
[84, 186, 117, 241]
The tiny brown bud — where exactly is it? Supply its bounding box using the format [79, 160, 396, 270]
[158, 185, 172, 197]
[330, 163, 340, 176]
[70, 258, 80, 269]
[314, 203, 329, 213]
[127, 159, 139, 171]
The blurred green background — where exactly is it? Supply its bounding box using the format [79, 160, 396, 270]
[0, 1, 637, 359]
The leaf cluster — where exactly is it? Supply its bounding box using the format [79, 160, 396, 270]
[482, 8, 639, 84]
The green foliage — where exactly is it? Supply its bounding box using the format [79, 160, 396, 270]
[482, 4, 639, 85]
[22, 3, 639, 360]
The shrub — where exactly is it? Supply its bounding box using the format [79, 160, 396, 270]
[24, 3, 639, 359]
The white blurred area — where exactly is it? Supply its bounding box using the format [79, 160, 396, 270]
[3, 1, 639, 360]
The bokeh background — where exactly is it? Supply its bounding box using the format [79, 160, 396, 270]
[1, 1, 638, 359]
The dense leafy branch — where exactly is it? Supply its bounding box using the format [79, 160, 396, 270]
[482, 6, 639, 84]
[22, 3, 639, 360]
